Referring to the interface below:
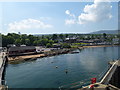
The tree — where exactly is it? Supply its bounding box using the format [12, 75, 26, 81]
[15, 39, 21, 46]
[39, 39, 49, 46]
[33, 40, 38, 46]
[54, 40, 58, 43]
[49, 40, 54, 44]
[91, 35, 95, 39]
[42, 35, 44, 39]
[46, 43, 52, 48]
[28, 35, 35, 45]
[25, 39, 30, 45]
[62, 43, 71, 48]
[7, 36, 15, 44]
[65, 34, 68, 38]
[59, 34, 64, 39]
[21, 39, 25, 45]
[2, 35, 8, 47]
[103, 33, 107, 39]
[2, 35, 15, 46]
[7, 33, 13, 37]
[20, 34, 27, 44]
[1, 33, 61, 47]
[12, 33, 20, 39]
[46, 36, 50, 40]
[52, 34, 58, 40]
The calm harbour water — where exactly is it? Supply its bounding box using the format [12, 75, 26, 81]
[5, 46, 120, 88]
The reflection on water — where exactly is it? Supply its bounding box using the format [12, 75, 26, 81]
[5, 46, 120, 88]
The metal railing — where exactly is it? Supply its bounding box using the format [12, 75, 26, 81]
[100, 61, 118, 84]
[59, 79, 90, 90]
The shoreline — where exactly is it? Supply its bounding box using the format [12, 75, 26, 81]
[82, 45, 120, 48]
[8, 48, 76, 62]
[8, 54, 45, 61]
[8, 45, 120, 63]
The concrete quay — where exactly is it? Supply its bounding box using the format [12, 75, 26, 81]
[0, 51, 8, 89]
[80, 60, 120, 90]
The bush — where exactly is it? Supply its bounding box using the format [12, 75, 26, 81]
[71, 45, 78, 48]
[62, 43, 71, 48]
[46, 43, 53, 48]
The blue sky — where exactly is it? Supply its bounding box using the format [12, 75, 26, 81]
[0, 1, 118, 34]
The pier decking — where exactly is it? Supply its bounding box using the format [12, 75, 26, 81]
[0, 51, 7, 87]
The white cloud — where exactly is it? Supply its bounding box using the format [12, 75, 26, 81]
[65, 10, 75, 18]
[8, 18, 53, 33]
[65, 10, 76, 25]
[78, 0, 112, 24]
[65, 10, 70, 15]
[65, 19, 76, 25]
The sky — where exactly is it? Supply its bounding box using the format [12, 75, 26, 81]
[0, 0, 118, 34]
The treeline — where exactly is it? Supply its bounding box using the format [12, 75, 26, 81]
[1, 33, 120, 47]
[1, 33, 69, 47]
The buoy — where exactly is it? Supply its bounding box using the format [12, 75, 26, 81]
[65, 69, 68, 74]
[56, 66, 58, 68]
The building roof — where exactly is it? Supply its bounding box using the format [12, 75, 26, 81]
[8, 46, 36, 52]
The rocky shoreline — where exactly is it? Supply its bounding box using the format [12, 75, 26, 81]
[7, 45, 120, 63]
[8, 48, 77, 63]
[82, 44, 120, 48]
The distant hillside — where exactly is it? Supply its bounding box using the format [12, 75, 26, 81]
[89, 30, 120, 34]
